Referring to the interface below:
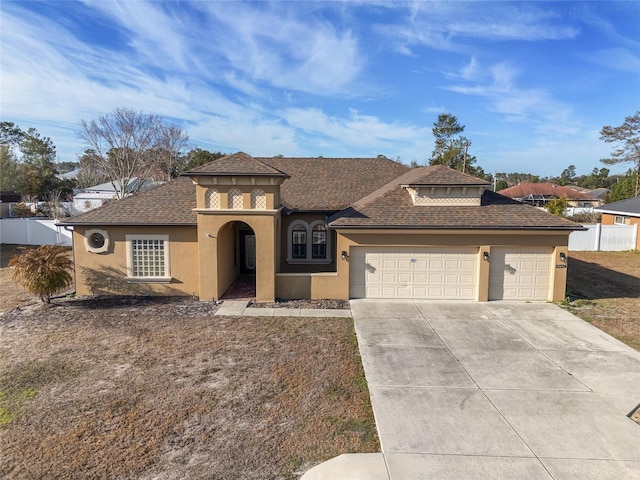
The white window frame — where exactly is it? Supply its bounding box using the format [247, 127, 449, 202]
[125, 234, 171, 282]
[286, 220, 331, 264]
[614, 215, 627, 225]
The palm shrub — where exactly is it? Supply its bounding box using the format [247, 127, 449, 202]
[9, 245, 72, 304]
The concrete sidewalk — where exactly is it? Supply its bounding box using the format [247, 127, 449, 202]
[304, 300, 640, 480]
[215, 300, 352, 318]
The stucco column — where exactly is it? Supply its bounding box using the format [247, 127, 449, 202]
[477, 246, 491, 301]
[551, 246, 569, 302]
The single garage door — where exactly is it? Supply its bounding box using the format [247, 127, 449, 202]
[349, 247, 478, 299]
[489, 247, 552, 301]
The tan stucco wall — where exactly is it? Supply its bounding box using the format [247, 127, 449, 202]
[72, 225, 199, 296]
[309, 229, 572, 302]
[193, 179, 281, 210]
[196, 211, 278, 302]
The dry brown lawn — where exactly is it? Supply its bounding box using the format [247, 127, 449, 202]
[565, 250, 640, 423]
[0, 244, 378, 479]
[565, 250, 640, 351]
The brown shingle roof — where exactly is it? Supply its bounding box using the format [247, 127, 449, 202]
[61, 177, 197, 225]
[62, 155, 410, 224]
[400, 164, 491, 187]
[329, 175, 580, 230]
[499, 183, 599, 201]
[186, 151, 289, 177]
[256, 156, 409, 211]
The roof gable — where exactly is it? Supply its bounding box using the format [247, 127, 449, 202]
[329, 170, 580, 231]
[185, 152, 289, 177]
[400, 165, 490, 187]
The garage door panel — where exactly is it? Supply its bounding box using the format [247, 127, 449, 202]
[350, 247, 478, 300]
[489, 247, 551, 301]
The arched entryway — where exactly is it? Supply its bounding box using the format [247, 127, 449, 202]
[218, 221, 257, 300]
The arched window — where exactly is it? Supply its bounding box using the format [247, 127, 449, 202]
[312, 224, 327, 259]
[251, 189, 266, 209]
[206, 188, 220, 209]
[292, 224, 307, 259]
[228, 189, 243, 209]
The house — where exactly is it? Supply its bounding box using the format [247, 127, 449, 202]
[595, 196, 640, 250]
[72, 178, 157, 214]
[0, 191, 21, 218]
[61, 152, 582, 303]
[498, 183, 602, 208]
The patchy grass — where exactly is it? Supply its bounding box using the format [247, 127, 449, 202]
[564, 250, 640, 351]
[0, 244, 73, 312]
[0, 298, 378, 479]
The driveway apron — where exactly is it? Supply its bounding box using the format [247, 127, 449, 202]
[350, 300, 640, 480]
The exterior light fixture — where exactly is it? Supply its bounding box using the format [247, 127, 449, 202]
[483, 251, 490, 261]
[341, 250, 348, 261]
[560, 252, 567, 262]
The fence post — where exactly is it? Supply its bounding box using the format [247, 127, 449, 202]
[595, 223, 601, 251]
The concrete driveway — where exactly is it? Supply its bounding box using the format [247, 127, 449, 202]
[306, 300, 640, 479]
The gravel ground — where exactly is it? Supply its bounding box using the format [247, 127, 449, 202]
[248, 299, 350, 310]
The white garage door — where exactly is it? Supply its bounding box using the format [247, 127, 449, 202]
[489, 247, 552, 301]
[349, 247, 478, 299]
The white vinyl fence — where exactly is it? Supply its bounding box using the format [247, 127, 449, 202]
[0, 218, 73, 247]
[569, 223, 638, 251]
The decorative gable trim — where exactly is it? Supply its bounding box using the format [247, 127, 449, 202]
[404, 185, 486, 206]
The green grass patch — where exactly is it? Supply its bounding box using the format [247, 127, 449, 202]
[0, 360, 84, 427]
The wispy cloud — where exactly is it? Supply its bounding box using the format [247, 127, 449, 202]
[388, 2, 580, 54]
[585, 48, 640, 74]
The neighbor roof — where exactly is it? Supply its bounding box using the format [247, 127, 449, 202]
[595, 196, 640, 217]
[499, 183, 599, 201]
[329, 169, 580, 230]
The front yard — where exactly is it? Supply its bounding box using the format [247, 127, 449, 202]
[0, 295, 378, 479]
[565, 250, 640, 352]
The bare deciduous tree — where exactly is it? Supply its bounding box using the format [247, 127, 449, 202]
[78, 108, 189, 198]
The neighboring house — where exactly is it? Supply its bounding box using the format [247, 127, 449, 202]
[56, 168, 81, 181]
[61, 152, 581, 303]
[595, 196, 640, 250]
[0, 191, 21, 218]
[498, 183, 602, 208]
[72, 178, 156, 214]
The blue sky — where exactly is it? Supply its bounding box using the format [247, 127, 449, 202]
[1, 1, 639, 177]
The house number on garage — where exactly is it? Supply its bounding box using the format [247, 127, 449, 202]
[556, 264, 567, 269]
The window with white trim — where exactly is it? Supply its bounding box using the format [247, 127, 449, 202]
[286, 220, 331, 263]
[206, 188, 220, 209]
[251, 189, 266, 209]
[614, 215, 627, 225]
[126, 235, 170, 281]
[228, 189, 243, 209]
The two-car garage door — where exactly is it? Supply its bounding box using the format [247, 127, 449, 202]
[349, 246, 552, 301]
[349, 247, 478, 300]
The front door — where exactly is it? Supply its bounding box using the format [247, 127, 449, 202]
[240, 230, 256, 274]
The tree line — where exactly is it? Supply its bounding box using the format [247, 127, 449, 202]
[421, 111, 639, 203]
[2, 108, 638, 209]
[1, 108, 226, 206]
